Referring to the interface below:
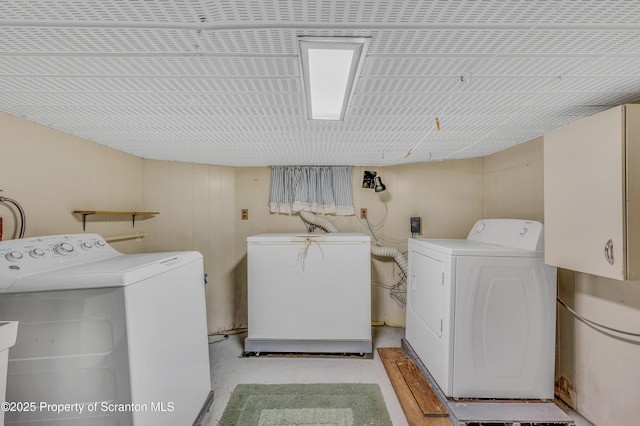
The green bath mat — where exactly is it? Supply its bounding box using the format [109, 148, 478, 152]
[218, 383, 393, 426]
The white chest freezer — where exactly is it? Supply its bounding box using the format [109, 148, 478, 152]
[245, 233, 372, 354]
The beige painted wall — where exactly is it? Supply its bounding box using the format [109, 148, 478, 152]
[0, 112, 145, 253]
[0, 112, 483, 332]
[7, 112, 637, 425]
[167, 160, 484, 331]
[141, 160, 238, 331]
[569, 274, 640, 425]
[484, 137, 640, 426]
[483, 137, 544, 222]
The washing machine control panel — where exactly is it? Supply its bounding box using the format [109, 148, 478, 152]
[0, 234, 121, 290]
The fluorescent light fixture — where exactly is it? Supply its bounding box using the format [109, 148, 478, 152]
[298, 37, 370, 121]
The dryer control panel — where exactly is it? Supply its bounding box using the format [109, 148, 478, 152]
[0, 234, 120, 291]
[467, 219, 544, 251]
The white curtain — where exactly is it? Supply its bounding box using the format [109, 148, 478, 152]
[269, 166, 355, 216]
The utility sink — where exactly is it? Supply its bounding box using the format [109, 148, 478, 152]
[1, 321, 18, 424]
[0, 321, 18, 351]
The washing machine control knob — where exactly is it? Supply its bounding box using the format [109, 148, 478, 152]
[29, 248, 46, 258]
[81, 242, 93, 250]
[5, 251, 23, 262]
[54, 242, 75, 255]
[95, 240, 106, 247]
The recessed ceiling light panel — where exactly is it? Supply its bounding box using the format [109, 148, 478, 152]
[298, 36, 370, 121]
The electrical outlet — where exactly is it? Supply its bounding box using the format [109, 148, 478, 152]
[360, 208, 367, 220]
[241, 209, 248, 220]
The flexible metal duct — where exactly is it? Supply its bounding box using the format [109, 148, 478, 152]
[370, 244, 408, 276]
[298, 210, 407, 275]
[298, 210, 338, 233]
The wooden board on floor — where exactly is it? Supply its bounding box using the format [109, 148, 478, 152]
[378, 347, 453, 426]
[397, 359, 448, 417]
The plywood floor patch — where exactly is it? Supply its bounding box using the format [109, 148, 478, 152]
[397, 359, 448, 417]
[378, 347, 452, 426]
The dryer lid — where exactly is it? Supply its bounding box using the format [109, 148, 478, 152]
[409, 219, 545, 257]
[409, 238, 541, 257]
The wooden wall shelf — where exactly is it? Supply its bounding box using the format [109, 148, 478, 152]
[73, 210, 159, 230]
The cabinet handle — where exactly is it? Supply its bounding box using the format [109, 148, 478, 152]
[604, 239, 614, 265]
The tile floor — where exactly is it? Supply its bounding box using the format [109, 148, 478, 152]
[200, 326, 592, 426]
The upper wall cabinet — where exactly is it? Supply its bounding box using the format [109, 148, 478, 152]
[544, 104, 640, 281]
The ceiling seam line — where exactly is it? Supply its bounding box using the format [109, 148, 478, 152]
[3, 20, 640, 31]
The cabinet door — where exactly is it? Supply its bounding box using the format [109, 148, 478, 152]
[625, 105, 640, 280]
[544, 106, 625, 280]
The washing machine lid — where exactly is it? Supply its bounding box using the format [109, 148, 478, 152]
[0, 251, 202, 293]
[409, 238, 543, 257]
[248, 232, 370, 243]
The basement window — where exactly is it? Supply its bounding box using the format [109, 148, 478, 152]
[269, 166, 354, 216]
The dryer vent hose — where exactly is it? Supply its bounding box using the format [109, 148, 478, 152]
[370, 244, 408, 276]
[298, 210, 407, 275]
[298, 210, 338, 233]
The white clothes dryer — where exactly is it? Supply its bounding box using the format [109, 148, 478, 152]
[0, 234, 212, 426]
[405, 219, 557, 399]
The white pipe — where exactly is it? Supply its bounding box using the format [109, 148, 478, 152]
[370, 244, 408, 276]
[298, 210, 338, 233]
[104, 233, 145, 243]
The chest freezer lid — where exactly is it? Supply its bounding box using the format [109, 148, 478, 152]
[248, 232, 370, 243]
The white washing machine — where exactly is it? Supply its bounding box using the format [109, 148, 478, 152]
[405, 219, 557, 399]
[0, 234, 212, 426]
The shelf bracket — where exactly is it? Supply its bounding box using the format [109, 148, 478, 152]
[81, 213, 88, 231]
[72, 210, 159, 231]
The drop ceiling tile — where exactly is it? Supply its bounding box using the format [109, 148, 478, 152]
[1, 0, 640, 166]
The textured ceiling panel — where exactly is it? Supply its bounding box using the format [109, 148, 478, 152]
[1, 0, 640, 166]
